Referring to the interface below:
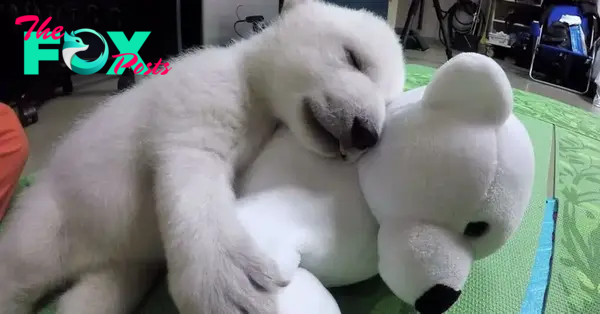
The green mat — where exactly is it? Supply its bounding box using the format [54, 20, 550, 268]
[3, 64, 599, 313]
[545, 129, 600, 313]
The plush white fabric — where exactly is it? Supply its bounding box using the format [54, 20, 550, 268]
[236, 53, 535, 314]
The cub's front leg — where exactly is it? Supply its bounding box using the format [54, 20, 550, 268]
[154, 149, 287, 314]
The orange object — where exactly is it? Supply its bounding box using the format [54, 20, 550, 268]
[0, 103, 29, 221]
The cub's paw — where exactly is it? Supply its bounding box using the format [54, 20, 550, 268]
[222, 239, 290, 313]
[171, 238, 289, 314]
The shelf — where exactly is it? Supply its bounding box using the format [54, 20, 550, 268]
[493, 19, 528, 28]
[502, 0, 543, 7]
[488, 41, 512, 48]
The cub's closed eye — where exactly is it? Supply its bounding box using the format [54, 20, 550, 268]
[345, 48, 362, 72]
[464, 221, 489, 238]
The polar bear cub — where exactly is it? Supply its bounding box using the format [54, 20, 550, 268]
[0, 0, 405, 313]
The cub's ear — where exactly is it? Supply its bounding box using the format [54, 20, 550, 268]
[421, 53, 513, 126]
[281, 0, 314, 13]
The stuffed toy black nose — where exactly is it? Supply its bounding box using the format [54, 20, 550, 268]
[414, 284, 461, 314]
[350, 117, 378, 150]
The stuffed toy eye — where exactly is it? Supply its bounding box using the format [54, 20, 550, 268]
[463, 221, 489, 238]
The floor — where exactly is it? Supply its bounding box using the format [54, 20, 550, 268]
[21, 45, 600, 175]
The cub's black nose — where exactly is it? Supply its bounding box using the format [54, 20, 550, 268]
[414, 284, 461, 314]
[350, 117, 378, 150]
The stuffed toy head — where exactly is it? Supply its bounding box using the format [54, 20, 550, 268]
[358, 53, 535, 313]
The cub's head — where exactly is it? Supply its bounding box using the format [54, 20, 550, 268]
[245, 0, 405, 159]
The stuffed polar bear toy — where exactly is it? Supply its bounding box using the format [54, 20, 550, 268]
[234, 53, 535, 314]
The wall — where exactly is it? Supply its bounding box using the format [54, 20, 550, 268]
[200, 0, 483, 46]
[201, 0, 388, 46]
[202, 0, 279, 46]
[326, 0, 389, 18]
[394, 0, 483, 40]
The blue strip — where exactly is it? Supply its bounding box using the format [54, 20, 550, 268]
[568, 25, 585, 55]
[520, 198, 558, 314]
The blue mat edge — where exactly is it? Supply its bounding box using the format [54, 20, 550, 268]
[520, 198, 558, 314]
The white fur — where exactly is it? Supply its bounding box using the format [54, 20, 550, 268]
[0, 0, 404, 313]
[231, 53, 534, 314]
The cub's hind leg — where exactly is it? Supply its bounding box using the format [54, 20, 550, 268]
[56, 263, 162, 314]
[0, 184, 78, 314]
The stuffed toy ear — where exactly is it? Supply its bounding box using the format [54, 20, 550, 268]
[421, 53, 513, 126]
[281, 0, 314, 12]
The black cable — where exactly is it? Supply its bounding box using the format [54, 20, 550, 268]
[235, 5, 246, 37]
[234, 20, 244, 37]
[236, 5, 243, 20]
[234, 15, 266, 38]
